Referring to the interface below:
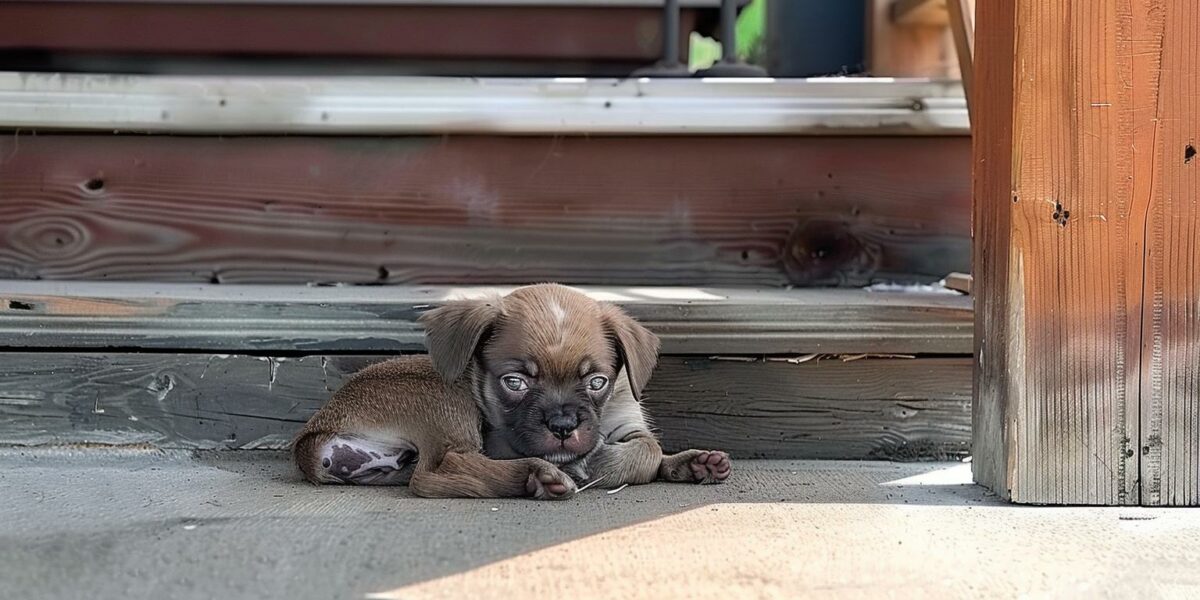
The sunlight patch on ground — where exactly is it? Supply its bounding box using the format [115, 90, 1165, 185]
[879, 464, 973, 487]
[362, 500, 1199, 600]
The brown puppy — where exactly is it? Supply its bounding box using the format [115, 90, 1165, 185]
[292, 284, 731, 500]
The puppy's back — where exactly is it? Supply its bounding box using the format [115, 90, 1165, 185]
[293, 355, 482, 482]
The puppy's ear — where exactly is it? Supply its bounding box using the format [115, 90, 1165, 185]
[601, 304, 660, 400]
[419, 297, 503, 383]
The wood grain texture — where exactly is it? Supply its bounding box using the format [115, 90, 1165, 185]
[0, 282, 975, 355]
[945, 0, 975, 114]
[0, 135, 971, 287]
[868, 0, 960, 78]
[0, 353, 330, 449]
[647, 357, 971, 460]
[973, 0, 1157, 505]
[1140, 0, 1200, 506]
[0, 353, 971, 460]
[0, 3, 694, 62]
[968, 0, 1014, 496]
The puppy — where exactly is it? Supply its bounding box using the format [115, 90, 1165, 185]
[292, 284, 731, 500]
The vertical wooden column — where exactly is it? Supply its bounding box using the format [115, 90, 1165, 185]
[971, 0, 1197, 504]
[1140, 1, 1200, 506]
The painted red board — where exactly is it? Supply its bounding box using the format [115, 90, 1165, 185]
[0, 135, 971, 286]
[0, 3, 694, 61]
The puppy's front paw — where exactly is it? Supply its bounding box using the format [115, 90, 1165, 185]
[525, 463, 577, 500]
[688, 451, 731, 484]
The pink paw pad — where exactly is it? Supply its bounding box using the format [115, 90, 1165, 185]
[689, 451, 732, 484]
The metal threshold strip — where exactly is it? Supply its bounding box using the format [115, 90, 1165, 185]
[0, 73, 969, 135]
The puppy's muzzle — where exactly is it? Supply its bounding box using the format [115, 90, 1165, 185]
[546, 413, 579, 440]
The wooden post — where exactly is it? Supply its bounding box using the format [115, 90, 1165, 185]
[973, 0, 1200, 505]
[945, 0, 974, 116]
[1140, 1, 1200, 507]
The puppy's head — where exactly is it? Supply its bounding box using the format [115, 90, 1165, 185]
[419, 284, 659, 464]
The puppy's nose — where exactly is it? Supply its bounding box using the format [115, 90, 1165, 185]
[546, 414, 578, 440]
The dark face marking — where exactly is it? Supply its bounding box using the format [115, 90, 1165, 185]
[477, 290, 621, 464]
[422, 285, 660, 465]
[482, 353, 615, 464]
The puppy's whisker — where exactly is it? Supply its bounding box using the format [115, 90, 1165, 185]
[606, 483, 630, 495]
[576, 474, 610, 492]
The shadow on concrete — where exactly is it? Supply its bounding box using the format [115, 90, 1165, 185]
[0, 448, 1015, 600]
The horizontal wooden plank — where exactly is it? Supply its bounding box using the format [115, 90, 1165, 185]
[0, 134, 971, 287]
[651, 356, 971, 459]
[30, 1, 720, 5]
[0, 3, 701, 62]
[13, 1, 727, 5]
[0, 353, 971, 460]
[0, 74, 968, 135]
[0, 282, 974, 355]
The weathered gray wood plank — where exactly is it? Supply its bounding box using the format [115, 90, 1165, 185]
[0, 353, 971, 460]
[648, 357, 971, 460]
[0, 282, 973, 355]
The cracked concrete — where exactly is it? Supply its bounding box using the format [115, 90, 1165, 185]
[1, 449, 1198, 600]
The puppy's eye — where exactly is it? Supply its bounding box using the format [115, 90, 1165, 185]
[587, 375, 608, 391]
[501, 375, 528, 392]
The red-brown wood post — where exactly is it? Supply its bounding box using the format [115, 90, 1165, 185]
[973, 0, 1200, 505]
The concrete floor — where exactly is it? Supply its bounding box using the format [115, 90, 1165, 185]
[2, 449, 1198, 600]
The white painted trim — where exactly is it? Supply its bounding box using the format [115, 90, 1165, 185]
[0, 73, 969, 135]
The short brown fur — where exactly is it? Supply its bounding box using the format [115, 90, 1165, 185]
[293, 284, 731, 500]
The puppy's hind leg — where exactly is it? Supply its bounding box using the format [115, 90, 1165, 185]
[409, 451, 577, 500]
[293, 431, 417, 486]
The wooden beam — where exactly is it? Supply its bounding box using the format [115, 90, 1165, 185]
[944, 0, 974, 117]
[972, 0, 1198, 505]
[0, 2, 704, 63]
[0, 352, 971, 460]
[971, 0, 1016, 501]
[0, 282, 974, 356]
[649, 356, 971, 460]
[0, 135, 971, 288]
[1139, 1, 1200, 506]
